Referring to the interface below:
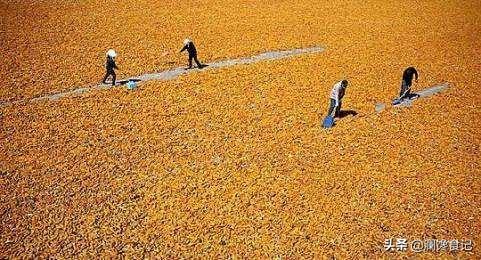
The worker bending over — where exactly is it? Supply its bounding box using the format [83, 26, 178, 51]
[180, 38, 205, 69]
[327, 79, 348, 117]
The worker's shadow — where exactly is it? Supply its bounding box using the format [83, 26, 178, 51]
[337, 110, 358, 119]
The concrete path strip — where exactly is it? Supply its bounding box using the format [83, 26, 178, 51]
[375, 82, 450, 112]
[0, 46, 325, 108]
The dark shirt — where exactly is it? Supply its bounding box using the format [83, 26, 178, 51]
[339, 88, 346, 100]
[180, 42, 197, 56]
[402, 67, 418, 85]
[106, 57, 118, 71]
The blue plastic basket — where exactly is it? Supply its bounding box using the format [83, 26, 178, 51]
[322, 115, 334, 128]
[126, 80, 137, 90]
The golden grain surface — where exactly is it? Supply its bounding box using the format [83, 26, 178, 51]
[1, 0, 480, 258]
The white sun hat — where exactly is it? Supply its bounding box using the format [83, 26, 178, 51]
[106, 49, 117, 58]
[183, 38, 192, 45]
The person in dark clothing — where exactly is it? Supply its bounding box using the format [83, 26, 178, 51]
[327, 79, 348, 117]
[180, 39, 204, 69]
[102, 49, 118, 86]
[399, 67, 419, 99]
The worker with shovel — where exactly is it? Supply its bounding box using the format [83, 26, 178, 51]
[328, 79, 349, 117]
[102, 49, 119, 86]
[180, 38, 205, 69]
[392, 67, 420, 105]
[399, 66, 419, 100]
[323, 79, 348, 128]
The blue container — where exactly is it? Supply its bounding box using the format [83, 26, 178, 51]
[126, 80, 137, 90]
[322, 115, 334, 128]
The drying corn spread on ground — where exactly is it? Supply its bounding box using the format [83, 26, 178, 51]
[1, 0, 480, 258]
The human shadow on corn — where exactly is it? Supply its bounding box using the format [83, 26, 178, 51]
[337, 110, 358, 119]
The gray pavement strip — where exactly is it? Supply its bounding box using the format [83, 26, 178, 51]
[1, 46, 325, 108]
[375, 82, 450, 111]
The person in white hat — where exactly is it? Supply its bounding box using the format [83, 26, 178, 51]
[102, 49, 119, 86]
[180, 38, 204, 69]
